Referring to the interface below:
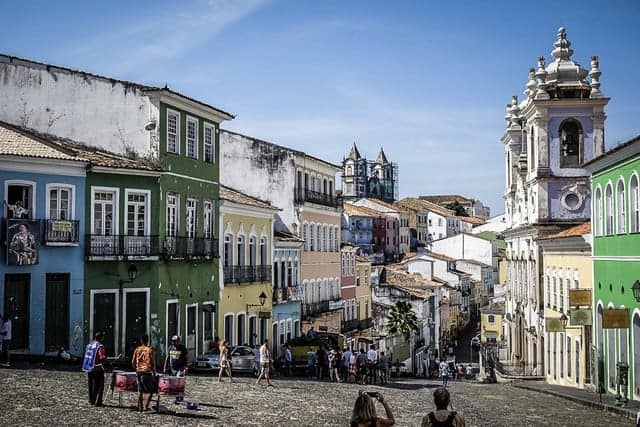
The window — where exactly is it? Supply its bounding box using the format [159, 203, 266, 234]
[605, 184, 613, 235]
[92, 189, 117, 235]
[186, 116, 198, 158]
[166, 194, 178, 237]
[126, 191, 149, 236]
[237, 314, 246, 346]
[249, 316, 257, 347]
[309, 224, 315, 251]
[617, 179, 626, 234]
[224, 314, 234, 345]
[552, 277, 557, 309]
[260, 236, 267, 265]
[203, 201, 213, 239]
[302, 223, 309, 251]
[488, 315, 495, 323]
[6, 182, 34, 219]
[567, 335, 571, 378]
[559, 332, 564, 378]
[575, 340, 580, 384]
[546, 275, 551, 308]
[559, 278, 565, 312]
[594, 187, 603, 236]
[48, 186, 72, 220]
[559, 119, 582, 168]
[249, 236, 257, 266]
[224, 234, 233, 267]
[167, 110, 180, 154]
[203, 123, 215, 163]
[630, 174, 639, 233]
[186, 199, 197, 238]
[237, 235, 245, 266]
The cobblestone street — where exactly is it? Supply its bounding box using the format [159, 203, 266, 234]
[0, 366, 634, 426]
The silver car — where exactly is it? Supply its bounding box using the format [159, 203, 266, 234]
[191, 345, 257, 374]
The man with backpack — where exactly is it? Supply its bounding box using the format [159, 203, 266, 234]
[421, 387, 466, 427]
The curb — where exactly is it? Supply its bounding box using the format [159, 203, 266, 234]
[512, 383, 638, 421]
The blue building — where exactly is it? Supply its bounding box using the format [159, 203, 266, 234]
[0, 122, 87, 355]
[341, 203, 375, 254]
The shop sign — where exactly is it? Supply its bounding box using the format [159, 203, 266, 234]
[51, 220, 72, 233]
[569, 309, 592, 326]
[545, 317, 564, 332]
[258, 311, 271, 319]
[569, 289, 592, 307]
[603, 308, 629, 329]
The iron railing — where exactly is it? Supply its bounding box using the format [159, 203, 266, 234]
[86, 235, 160, 257]
[44, 219, 80, 244]
[342, 317, 373, 332]
[223, 265, 271, 284]
[163, 236, 218, 259]
[272, 286, 301, 303]
[302, 300, 331, 318]
[294, 187, 339, 208]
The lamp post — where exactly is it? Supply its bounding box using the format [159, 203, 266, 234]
[560, 313, 568, 329]
[246, 291, 268, 313]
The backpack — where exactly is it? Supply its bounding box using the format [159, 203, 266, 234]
[427, 411, 457, 427]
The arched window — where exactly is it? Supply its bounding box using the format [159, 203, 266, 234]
[335, 226, 340, 251]
[559, 119, 582, 168]
[302, 223, 309, 251]
[529, 126, 536, 171]
[260, 236, 267, 265]
[249, 236, 257, 266]
[237, 313, 246, 346]
[224, 233, 233, 267]
[315, 224, 321, 252]
[594, 187, 603, 236]
[630, 174, 639, 233]
[323, 225, 328, 252]
[237, 235, 245, 266]
[309, 224, 315, 251]
[605, 184, 613, 235]
[575, 339, 580, 384]
[617, 179, 626, 234]
[346, 165, 353, 176]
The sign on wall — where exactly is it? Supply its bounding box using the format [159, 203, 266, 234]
[569, 309, 592, 326]
[569, 289, 592, 307]
[545, 317, 564, 332]
[603, 308, 629, 329]
[7, 219, 40, 266]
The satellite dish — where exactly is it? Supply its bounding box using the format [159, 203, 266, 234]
[144, 120, 157, 131]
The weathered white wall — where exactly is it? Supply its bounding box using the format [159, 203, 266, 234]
[431, 234, 493, 266]
[0, 56, 155, 156]
[472, 214, 507, 233]
[220, 130, 298, 233]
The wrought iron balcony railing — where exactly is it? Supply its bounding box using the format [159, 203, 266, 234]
[272, 285, 301, 303]
[163, 236, 218, 259]
[87, 235, 160, 258]
[44, 219, 80, 244]
[294, 187, 339, 208]
[341, 317, 374, 332]
[302, 300, 331, 318]
[223, 265, 271, 284]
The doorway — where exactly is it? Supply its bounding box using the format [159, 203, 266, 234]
[185, 304, 197, 359]
[45, 273, 69, 351]
[124, 290, 148, 357]
[3, 274, 30, 349]
[91, 291, 117, 356]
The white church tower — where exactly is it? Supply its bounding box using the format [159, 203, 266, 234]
[502, 27, 608, 370]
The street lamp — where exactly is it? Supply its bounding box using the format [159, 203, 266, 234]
[247, 291, 268, 312]
[632, 280, 640, 303]
[560, 313, 568, 329]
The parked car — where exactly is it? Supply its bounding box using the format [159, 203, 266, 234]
[190, 345, 257, 374]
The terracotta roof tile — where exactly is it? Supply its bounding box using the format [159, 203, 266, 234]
[544, 222, 591, 239]
[0, 122, 82, 162]
[419, 194, 473, 204]
[220, 185, 278, 210]
[396, 197, 457, 218]
[344, 203, 384, 218]
[458, 216, 486, 225]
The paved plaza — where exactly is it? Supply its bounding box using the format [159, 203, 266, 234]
[0, 366, 634, 426]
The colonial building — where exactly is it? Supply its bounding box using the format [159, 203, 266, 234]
[1, 122, 87, 356]
[218, 185, 278, 353]
[352, 198, 411, 254]
[501, 27, 607, 373]
[420, 194, 491, 219]
[341, 204, 376, 255]
[342, 144, 398, 203]
[584, 135, 640, 402]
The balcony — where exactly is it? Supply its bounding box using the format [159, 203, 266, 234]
[342, 317, 373, 332]
[223, 265, 271, 284]
[86, 235, 160, 258]
[163, 236, 218, 260]
[302, 300, 331, 318]
[44, 219, 80, 245]
[272, 286, 301, 303]
[294, 187, 339, 208]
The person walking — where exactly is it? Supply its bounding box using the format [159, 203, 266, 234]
[82, 331, 106, 406]
[256, 339, 273, 386]
[1, 314, 12, 367]
[378, 351, 389, 385]
[163, 336, 188, 404]
[357, 348, 368, 385]
[421, 387, 466, 427]
[350, 391, 395, 427]
[218, 340, 233, 383]
[342, 347, 352, 380]
[283, 345, 293, 377]
[367, 346, 378, 384]
[132, 334, 157, 412]
[328, 349, 340, 382]
[439, 360, 449, 388]
[348, 352, 358, 384]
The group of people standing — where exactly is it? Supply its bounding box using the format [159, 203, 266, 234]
[306, 345, 389, 385]
[438, 360, 474, 387]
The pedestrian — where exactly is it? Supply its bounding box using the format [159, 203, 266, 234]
[283, 345, 293, 377]
[350, 391, 395, 427]
[421, 387, 466, 427]
[348, 352, 358, 384]
[357, 348, 368, 385]
[378, 351, 388, 385]
[465, 364, 473, 379]
[131, 334, 157, 412]
[307, 348, 317, 379]
[1, 314, 12, 366]
[439, 359, 449, 387]
[82, 331, 106, 406]
[342, 347, 352, 379]
[256, 338, 273, 386]
[211, 336, 221, 355]
[457, 364, 464, 380]
[367, 346, 378, 384]
[163, 335, 188, 404]
[328, 349, 340, 382]
[316, 346, 327, 380]
[218, 339, 233, 382]
[307, 326, 317, 338]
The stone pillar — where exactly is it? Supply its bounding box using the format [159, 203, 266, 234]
[592, 111, 606, 158]
[535, 117, 550, 174]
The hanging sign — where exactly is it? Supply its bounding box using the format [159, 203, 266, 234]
[569, 309, 592, 326]
[258, 311, 271, 319]
[603, 308, 629, 329]
[545, 317, 564, 332]
[569, 289, 592, 307]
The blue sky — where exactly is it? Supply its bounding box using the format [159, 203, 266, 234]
[2, 0, 640, 213]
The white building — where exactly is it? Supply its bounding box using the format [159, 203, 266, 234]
[501, 27, 607, 372]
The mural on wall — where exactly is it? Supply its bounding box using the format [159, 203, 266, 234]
[7, 219, 39, 265]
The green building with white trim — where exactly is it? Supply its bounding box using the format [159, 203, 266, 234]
[584, 135, 640, 403]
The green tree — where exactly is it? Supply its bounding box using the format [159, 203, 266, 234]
[445, 201, 468, 217]
[386, 301, 419, 339]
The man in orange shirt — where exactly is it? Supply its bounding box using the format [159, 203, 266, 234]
[132, 334, 156, 412]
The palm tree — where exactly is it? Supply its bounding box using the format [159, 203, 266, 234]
[386, 301, 419, 339]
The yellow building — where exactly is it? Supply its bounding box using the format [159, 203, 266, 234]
[480, 304, 503, 344]
[538, 223, 592, 389]
[218, 185, 278, 348]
